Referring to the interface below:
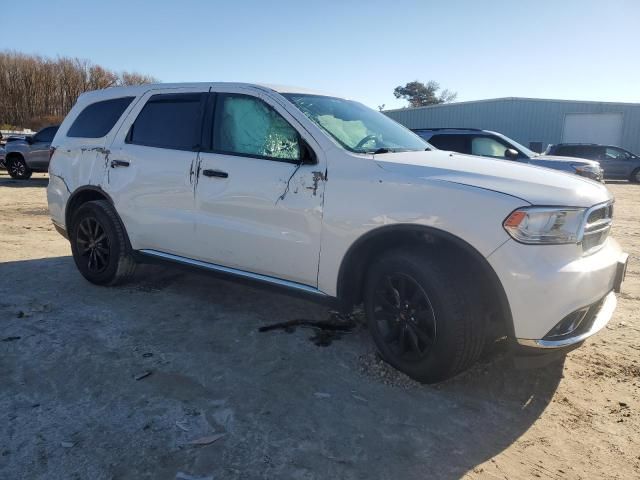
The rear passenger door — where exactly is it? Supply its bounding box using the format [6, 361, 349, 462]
[105, 87, 207, 256]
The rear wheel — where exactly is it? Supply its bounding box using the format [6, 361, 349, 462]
[630, 168, 640, 183]
[364, 249, 486, 383]
[7, 156, 32, 179]
[70, 200, 136, 285]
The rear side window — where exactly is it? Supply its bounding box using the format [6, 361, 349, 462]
[33, 126, 59, 143]
[128, 93, 204, 150]
[428, 134, 471, 154]
[554, 146, 577, 156]
[67, 97, 134, 138]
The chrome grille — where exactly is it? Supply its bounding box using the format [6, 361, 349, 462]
[581, 202, 613, 253]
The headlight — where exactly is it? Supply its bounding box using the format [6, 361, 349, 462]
[573, 164, 601, 176]
[503, 207, 586, 244]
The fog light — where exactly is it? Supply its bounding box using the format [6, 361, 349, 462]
[545, 307, 589, 339]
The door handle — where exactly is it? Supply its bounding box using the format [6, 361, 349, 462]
[202, 169, 228, 178]
[110, 160, 130, 168]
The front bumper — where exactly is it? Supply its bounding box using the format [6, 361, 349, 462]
[487, 237, 627, 349]
[516, 290, 616, 348]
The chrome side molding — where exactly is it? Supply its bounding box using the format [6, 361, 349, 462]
[139, 249, 328, 297]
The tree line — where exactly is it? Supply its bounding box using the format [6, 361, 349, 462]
[0, 51, 158, 130]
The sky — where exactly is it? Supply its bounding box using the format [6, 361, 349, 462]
[2, 0, 639, 109]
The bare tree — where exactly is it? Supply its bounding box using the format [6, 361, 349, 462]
[0, 50, 158, 130]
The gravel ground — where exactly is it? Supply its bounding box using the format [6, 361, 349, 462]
[1, 172, 638, 480]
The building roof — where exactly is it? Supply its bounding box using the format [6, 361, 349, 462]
[384, 96, 640, 113]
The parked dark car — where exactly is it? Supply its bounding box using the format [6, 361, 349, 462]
[545, 144, 640, 182]
[3, 126, 59, 179]
[414, 128, 603, 182]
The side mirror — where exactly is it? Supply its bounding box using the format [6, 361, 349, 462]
[504, 148, 519, 160]
[25, 136, 34, 144]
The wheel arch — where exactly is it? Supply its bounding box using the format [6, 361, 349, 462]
[336, 224, 514, 338]
[5, 151, 25, 162]
[65, 186, 132, 250]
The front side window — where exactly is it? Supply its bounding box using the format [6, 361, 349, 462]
[284, 94, 428, 153]
[213, 94, 300, 161]
[67, 97, 134, 138]
[129, 93, 204, 150]
[33, 126, 58, 143]
[605, 147, 630, 159]
[471, 136, 510, 158]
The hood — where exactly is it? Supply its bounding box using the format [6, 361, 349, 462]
[374, 150, 611, 208]
[535, 154, 600, 167]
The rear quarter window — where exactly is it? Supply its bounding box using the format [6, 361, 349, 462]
[67, 97, 135, 138]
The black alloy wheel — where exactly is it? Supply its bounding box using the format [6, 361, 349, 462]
[76, 216, 111, 273]
[370, 272, 437, 361]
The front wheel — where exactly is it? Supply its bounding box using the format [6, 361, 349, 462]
[630, 168, 640, 183]
[70, 200, 136, 285]
[7, 156, 32, 179]
[364, 249, 486, 383]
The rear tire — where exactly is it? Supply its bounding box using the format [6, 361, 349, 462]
[70, 200, 136, 286]
[7, 156, 32, 179]
[630, 168, 640, 183]
[364, 249, 486, 383]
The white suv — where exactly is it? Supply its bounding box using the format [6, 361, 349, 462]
[47, 83, 628, 382]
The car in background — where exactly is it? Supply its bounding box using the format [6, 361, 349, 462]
[0, 145, 5, 169]
[3, 125, 59, 179]
[545, 144, 640, 183]
[414, 128, 604, 182]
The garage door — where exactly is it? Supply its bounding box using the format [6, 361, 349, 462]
[562, 113, 623, 145]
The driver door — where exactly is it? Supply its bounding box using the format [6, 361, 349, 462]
[602, 147, 631, 178]
[193, 90, 326, 287]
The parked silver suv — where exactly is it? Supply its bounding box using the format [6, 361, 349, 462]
[4, 126, 59, 179]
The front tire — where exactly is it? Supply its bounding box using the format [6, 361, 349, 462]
[7, 156, 32, 179]
[70, 200, 136, 285]
[364, 249, 486, 383]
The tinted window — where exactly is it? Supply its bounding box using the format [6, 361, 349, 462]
[572, 146, 602, 159]
[213, 94, 300, 161]
[67, 97, 134, 138]
[129, 93, 204, 150]
[554, 146, 578, 156]
[428, 134, 471, 154]
[33, 126, 59, 143]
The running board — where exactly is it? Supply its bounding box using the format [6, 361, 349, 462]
[138, 249, 328, 297]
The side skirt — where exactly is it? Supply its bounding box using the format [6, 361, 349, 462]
[137, 249, 340, 307]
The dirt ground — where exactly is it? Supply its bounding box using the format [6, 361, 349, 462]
[1, 172, 638, 480]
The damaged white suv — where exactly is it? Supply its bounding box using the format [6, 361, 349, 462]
[47, 83, 628, 382]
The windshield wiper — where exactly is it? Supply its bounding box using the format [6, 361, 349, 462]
[368, 148, 392, 154]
